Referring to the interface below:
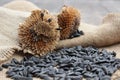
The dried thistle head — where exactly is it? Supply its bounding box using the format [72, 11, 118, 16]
[18, 9, 60, 56]
[58, 5, 81, 40]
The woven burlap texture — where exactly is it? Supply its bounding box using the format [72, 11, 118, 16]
[0, 0, 119, 80]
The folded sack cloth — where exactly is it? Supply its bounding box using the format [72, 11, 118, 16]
[0, 0, 120, 80]
[3, 0, 40, 12]
[0, 7, 31, 63]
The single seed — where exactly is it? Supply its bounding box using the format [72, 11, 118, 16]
[48, 18, 52, 23]
[0, 67, 3, 71]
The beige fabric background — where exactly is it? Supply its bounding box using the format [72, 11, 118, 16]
[0, 0, 120, 80]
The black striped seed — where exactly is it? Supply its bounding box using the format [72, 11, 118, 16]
[0, 66, 3, 71]
[2, 63, 10, 68]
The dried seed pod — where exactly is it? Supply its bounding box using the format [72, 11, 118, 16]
[18, 9, 60, 56]
[58, 5, 80, 40]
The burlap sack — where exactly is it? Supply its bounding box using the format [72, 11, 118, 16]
[3, 0, 40, 12]
[0, 0, 119, 80]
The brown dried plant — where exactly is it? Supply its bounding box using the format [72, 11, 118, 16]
[18, 10, 60, 56]
[58, 5, 80, 40]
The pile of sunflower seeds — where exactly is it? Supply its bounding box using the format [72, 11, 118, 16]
[1, 46, 120, 80]
[69, 30, 84, 39]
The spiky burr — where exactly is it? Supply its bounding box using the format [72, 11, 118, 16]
[58, 5, 81, 40]
[18, 10, 60, 56]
